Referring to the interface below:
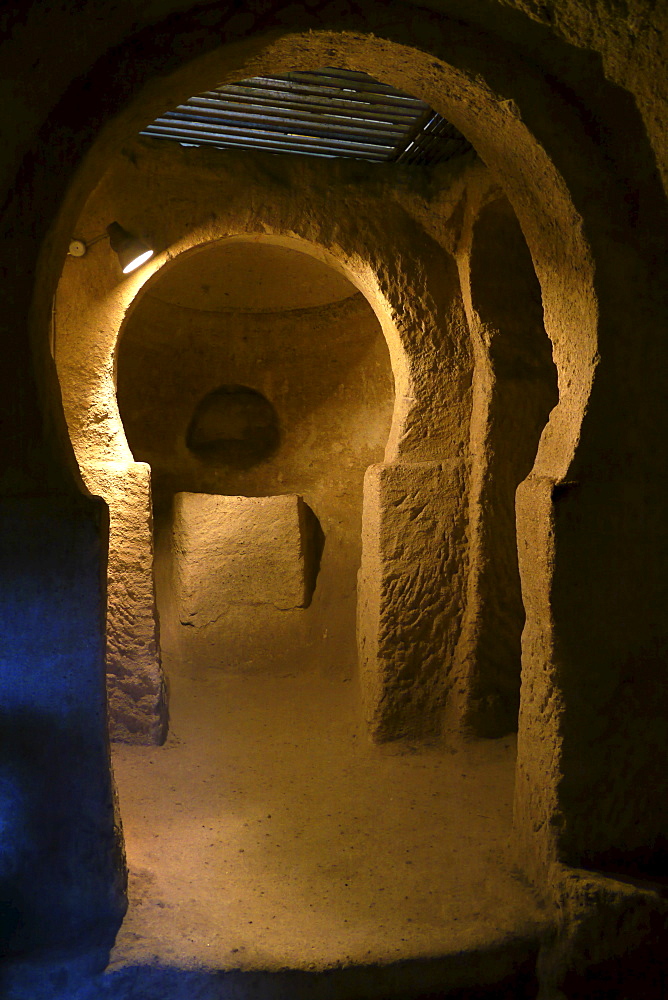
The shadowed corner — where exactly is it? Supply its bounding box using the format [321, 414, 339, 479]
[37, 943, 540, 1000]
[301, 500, 325, 608]
[0, 709, 125, 962]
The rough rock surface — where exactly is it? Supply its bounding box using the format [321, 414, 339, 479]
[358, 460, 469, 741]
[0, 497, 126, 960]
[58, 138, 561, 750]
[82, 461, 167, 745]
[170, 492, 320, 672]
[449, 192, 559, 738]
[173, 493, 314, 619]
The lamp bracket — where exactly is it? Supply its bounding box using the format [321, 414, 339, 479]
[68, 239, 87, 258]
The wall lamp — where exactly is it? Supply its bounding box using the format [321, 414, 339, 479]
[68, 222, 154, 273]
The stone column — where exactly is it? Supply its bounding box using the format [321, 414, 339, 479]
[82, 461, 167, 744]
[358, 460, 468, 741]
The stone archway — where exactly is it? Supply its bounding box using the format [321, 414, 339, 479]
[28, 10, 668, 974]
[43, 19, 599, 881]
[54, 139, 474, 746]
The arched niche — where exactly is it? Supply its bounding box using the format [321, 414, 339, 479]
[115, 237, 394, 687]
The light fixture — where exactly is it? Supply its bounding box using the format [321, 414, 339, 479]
[106, 222, 154, 273]
[68, 222, 154, 274]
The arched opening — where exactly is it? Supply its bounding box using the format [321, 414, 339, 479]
[116, 238, 394, 688]
[50, 71, 556, 975]
[54, 131, 477, 750]
[449, 193, 559, 738]
[25, 5, 664, 990]
[3, 0, 668, 993]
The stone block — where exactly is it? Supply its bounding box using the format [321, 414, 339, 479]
[172, 493, 315, 629]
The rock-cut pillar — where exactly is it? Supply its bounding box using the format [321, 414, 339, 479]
[82, 460, 167, 744]
[358, 460, 468, 741]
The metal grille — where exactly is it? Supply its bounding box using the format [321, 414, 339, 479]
[140, 68, 471, 166]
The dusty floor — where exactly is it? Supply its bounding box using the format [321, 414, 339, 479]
[106, 660, 550, 994]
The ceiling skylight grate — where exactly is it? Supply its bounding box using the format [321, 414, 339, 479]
[140, 68, 472, 166]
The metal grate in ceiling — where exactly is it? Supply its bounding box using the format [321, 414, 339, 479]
[140, 68, 472, 166]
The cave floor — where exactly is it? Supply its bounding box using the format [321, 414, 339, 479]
[106, 666, 551, 998]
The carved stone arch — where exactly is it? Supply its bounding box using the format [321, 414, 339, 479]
[28, 7, 668, 951]
[55, 151, 472, 745]
[45, 16, 596, 881]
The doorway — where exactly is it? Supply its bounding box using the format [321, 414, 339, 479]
[49, 50, 558, 984]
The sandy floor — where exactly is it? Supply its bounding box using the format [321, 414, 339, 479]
[108, 664, 549, 985]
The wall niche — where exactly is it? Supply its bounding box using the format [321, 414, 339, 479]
[116, 239, 394, 679]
